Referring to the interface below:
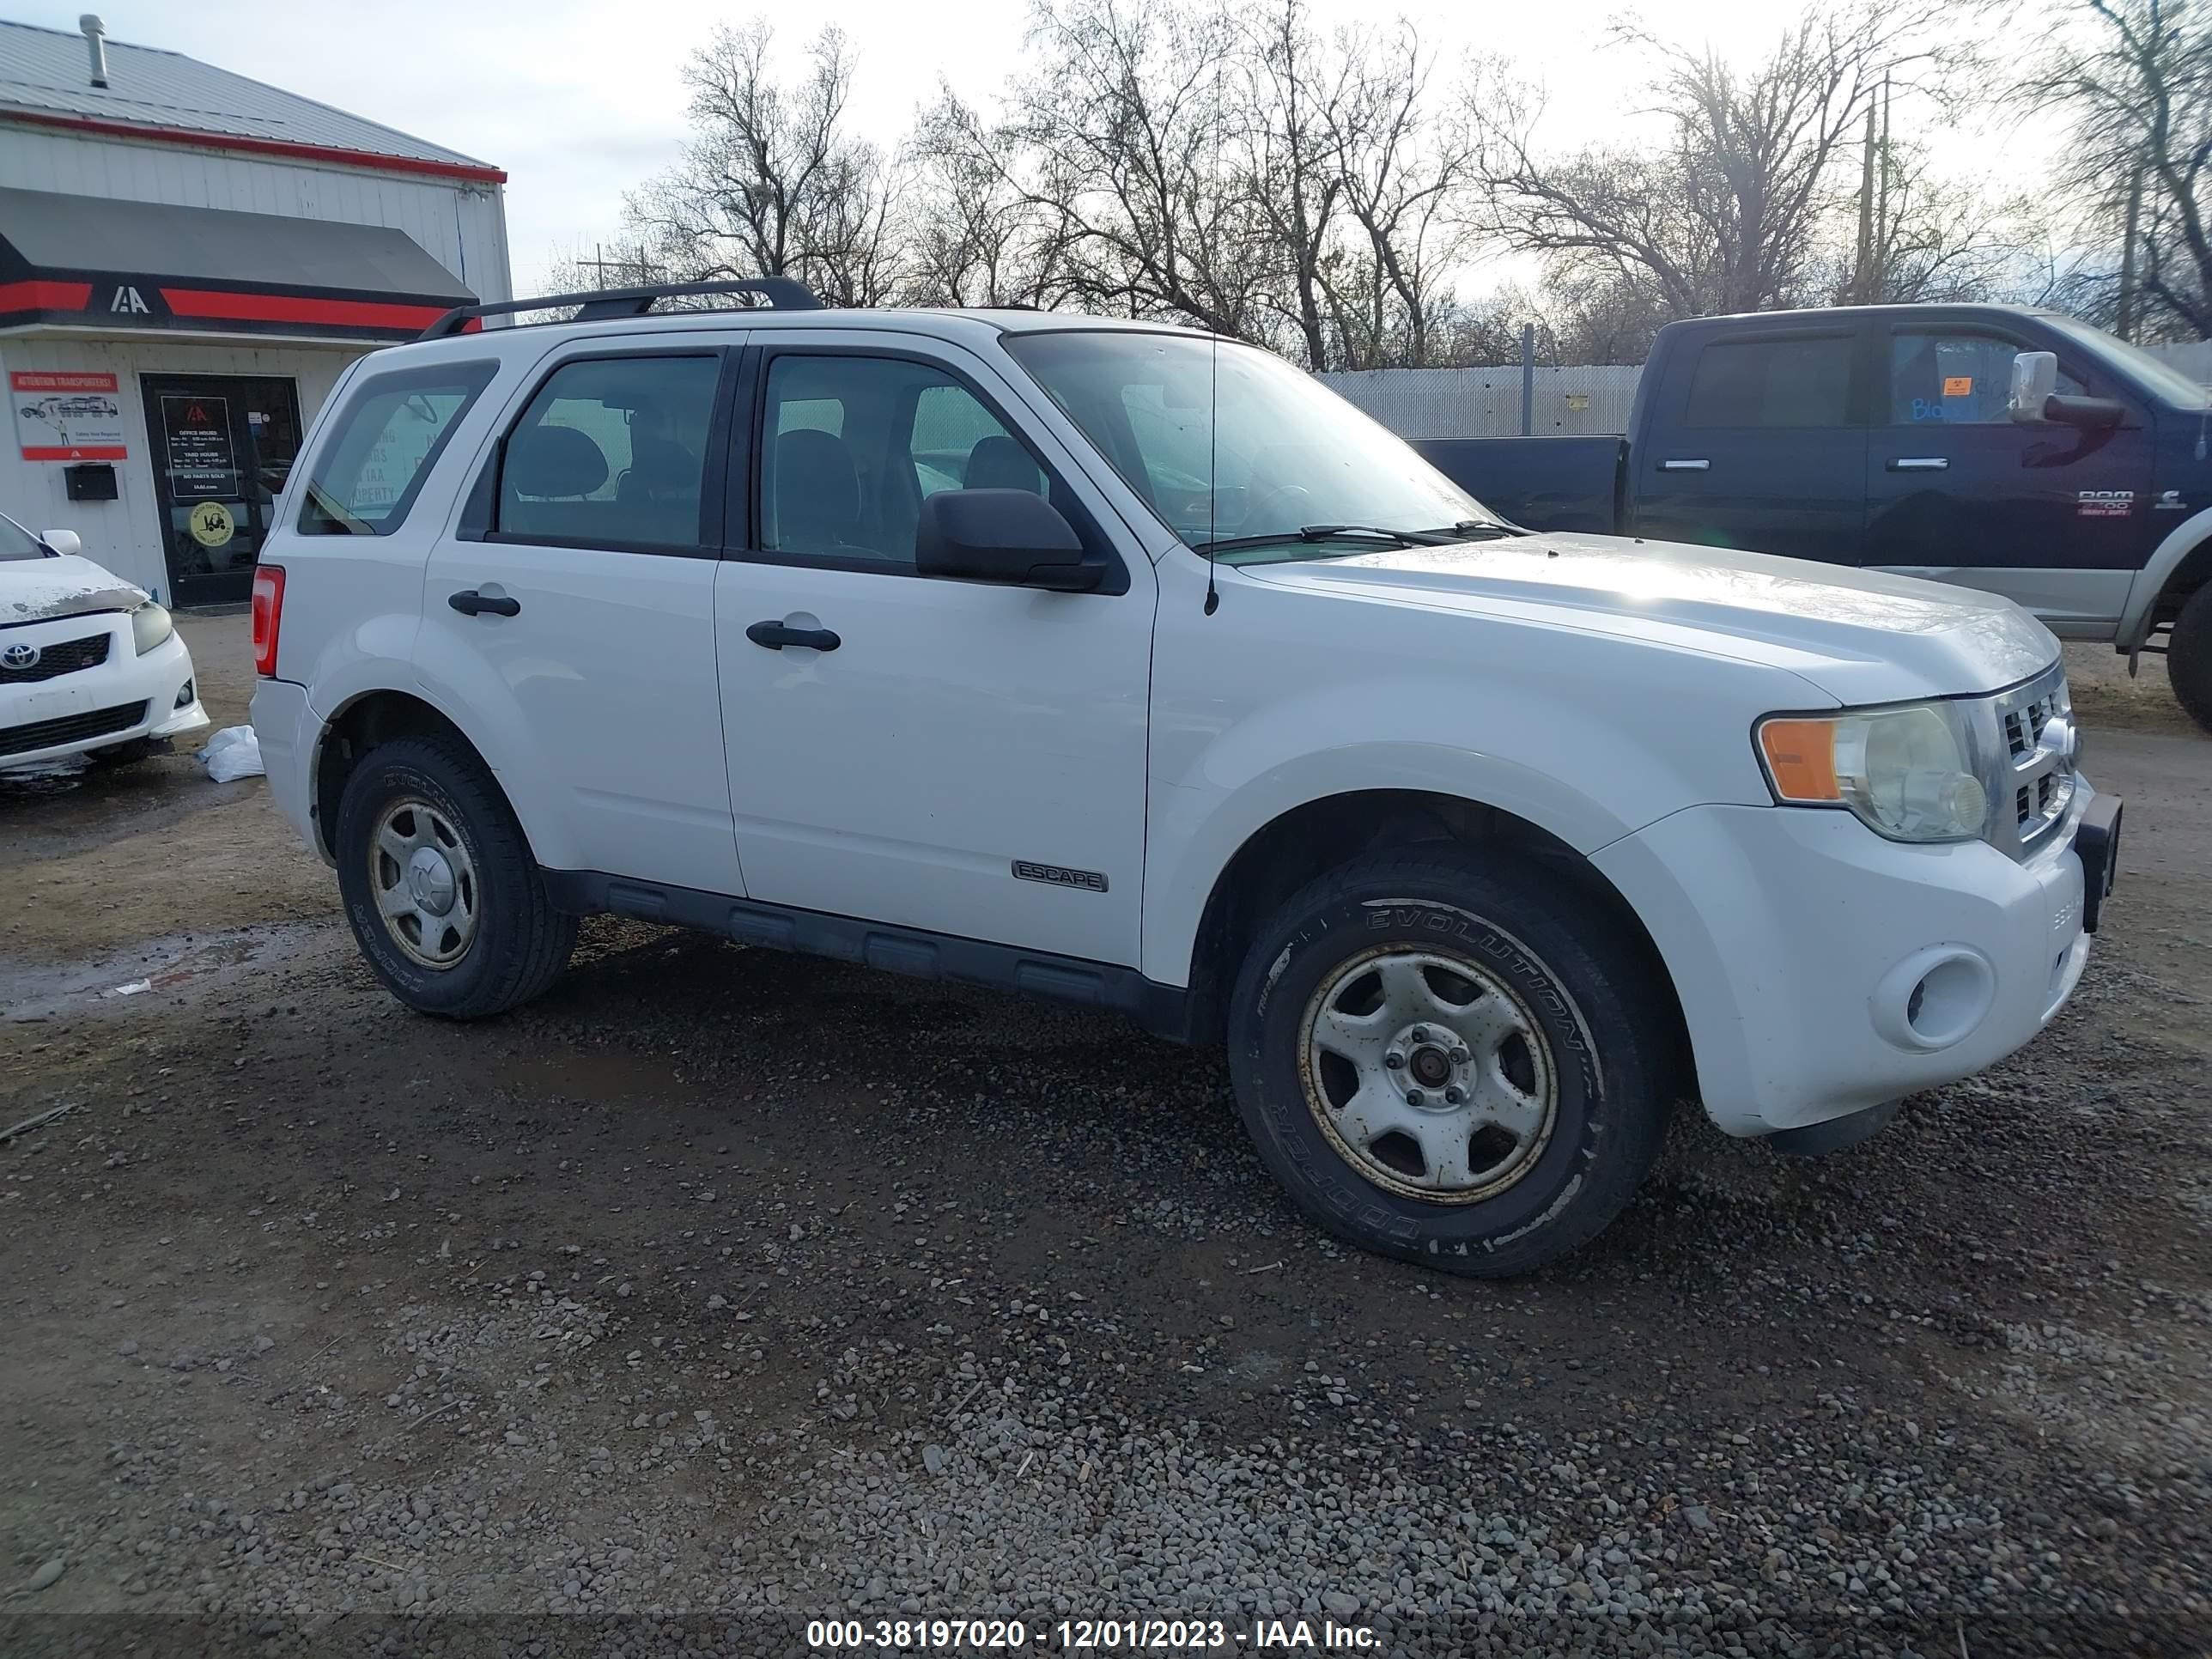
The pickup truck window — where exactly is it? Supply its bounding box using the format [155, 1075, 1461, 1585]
[1889, 332, 2081, 424]
[2045, 313, 2212, 409]
[1682, 335, 1854, 428]
[1005, 331, 1490, 554]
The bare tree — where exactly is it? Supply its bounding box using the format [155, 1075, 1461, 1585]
[1325, 23, 1479, 368]
[625, 21, 905, 307]
[1470, 0, 1962, 320]
[1826, 145, 2055, 304]
[1231, 0, 1351, 368]
[956, 0, 1273, 337]
[2019, 0, 2212, 341]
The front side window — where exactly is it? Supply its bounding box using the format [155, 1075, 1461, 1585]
[1682, 335, 1855, 428]
[1889, 332, 2083, 424]
[497, 355, 720, 550]
[758, 355, 1043, 563]
[299, 362, 496, 535]
[1002, 331, 1491, 556]
[0, 513, 46, 561]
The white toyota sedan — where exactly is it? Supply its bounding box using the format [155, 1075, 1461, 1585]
[2, 512, 207, 771]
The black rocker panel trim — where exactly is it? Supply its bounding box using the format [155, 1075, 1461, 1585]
[538, 870, 1194, 1042]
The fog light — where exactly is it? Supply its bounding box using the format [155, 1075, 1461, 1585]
[174, 679, 194, 708]
[1870, 945, 1996, 1053]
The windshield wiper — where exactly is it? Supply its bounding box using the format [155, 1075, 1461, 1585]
[1194, 520, 1518, 555]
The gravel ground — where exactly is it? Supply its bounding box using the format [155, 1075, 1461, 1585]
[1, 626, 2208, 1657]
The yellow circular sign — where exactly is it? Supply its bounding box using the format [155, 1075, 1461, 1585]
[188, 501, 235, 549]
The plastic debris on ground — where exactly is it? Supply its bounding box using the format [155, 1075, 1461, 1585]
[196, 726, 264, 782]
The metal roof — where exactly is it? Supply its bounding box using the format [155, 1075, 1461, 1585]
[0, 18, 498, 176]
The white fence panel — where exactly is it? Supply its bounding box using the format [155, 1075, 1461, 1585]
[1318, 365, 1643, 437]
[2143, 341, 2212, 385]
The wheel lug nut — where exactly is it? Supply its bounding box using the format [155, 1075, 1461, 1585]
[1444, 1085, 1466, 1105]
[1449, 1047, 1470, 1066]
[1405, 1089, 1425, 1107]
[1410, 1026, 1431, 1043]
[1383, 1051, 1405, 1070]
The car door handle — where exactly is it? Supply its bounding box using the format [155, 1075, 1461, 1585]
[448, 589, 520, 617]
[1658, 458, 1710, 471]
[745, 620, 841, 652]
[1887, 457, 1949, 471]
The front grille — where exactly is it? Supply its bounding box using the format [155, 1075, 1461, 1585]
[1984, 664, 2075, 860]
[0, 699, 147, 758]
[0, 632, 111, 683]
[2002, 691, 2057, 758]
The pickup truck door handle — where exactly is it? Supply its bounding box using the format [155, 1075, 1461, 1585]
[1887, 457, 1949, 471]
[1658, 458, 1710, 471]
[745, 619, 842, 652]
[448, 589, 520, 617]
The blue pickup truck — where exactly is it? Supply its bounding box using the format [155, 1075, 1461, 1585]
[1415, 303, 2212, 732]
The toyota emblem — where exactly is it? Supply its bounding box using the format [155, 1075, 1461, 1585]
[0, 641, 40, 672]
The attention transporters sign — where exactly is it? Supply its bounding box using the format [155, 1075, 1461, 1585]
[12, 370, 129, 461]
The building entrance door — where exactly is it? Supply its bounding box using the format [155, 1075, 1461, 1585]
[140, 374, 304, 606]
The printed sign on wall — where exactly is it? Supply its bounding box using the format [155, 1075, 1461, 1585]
[12, 371, 128, 461]
[157, 394, 237, 499]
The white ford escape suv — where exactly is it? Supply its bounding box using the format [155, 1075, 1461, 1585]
[251, 280, 2122, 1276]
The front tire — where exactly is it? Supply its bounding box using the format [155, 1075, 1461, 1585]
[2168, 583, 2212, 736]
[333, 736, 575, 1018]
[1226, 847, 1676, 1277]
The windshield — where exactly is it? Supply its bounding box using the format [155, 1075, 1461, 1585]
[1003, 331, 1501, 557]
[0, 512, 50, 562]
[2044, 315, 2212, 410]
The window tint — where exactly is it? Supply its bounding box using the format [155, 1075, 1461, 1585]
[298, 362, 495, 535]
[760, 356, 1043, 562]
[1888, 332, 2082, 424]
[498, 355, 720, 550]
[1682, 336, 1855, 428]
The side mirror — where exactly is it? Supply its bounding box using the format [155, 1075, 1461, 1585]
[40, 528, 82, 557]
[2008, 351, 2058, 423]
[915, 489, 1100, 592]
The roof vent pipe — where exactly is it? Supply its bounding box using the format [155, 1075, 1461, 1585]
[80, 15, 108, 88]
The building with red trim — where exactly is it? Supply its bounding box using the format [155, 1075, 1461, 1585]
[0, 15, 510, 605]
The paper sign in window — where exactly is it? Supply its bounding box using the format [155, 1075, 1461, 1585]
[1942, 376, 1973, 397]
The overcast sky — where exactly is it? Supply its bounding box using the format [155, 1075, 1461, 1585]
[19, 0, 2052, 298]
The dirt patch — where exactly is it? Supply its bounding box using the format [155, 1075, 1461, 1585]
[0, 628, 2208, 1654]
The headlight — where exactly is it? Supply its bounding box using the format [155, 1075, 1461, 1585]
[1756, 701, 1989, 842]
[131, 602, 173, 656]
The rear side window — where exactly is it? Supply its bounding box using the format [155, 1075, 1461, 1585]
[1683, 336, 1855, 428]
[496, 355, 720, 550]
[298, 362, 496, 535]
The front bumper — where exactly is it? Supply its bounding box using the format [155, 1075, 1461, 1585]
[0, 615, 206, 769]
[1592, 780, 2108, 1139]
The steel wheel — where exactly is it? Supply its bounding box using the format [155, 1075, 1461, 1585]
[1297, 946, 1557, 1203]
[368, 798, 479, 969]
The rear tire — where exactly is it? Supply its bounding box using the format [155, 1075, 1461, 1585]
[1225, 846, 1676, 1277]
[333, 736, 575, 1018]
[2169, 583, 2212, 736]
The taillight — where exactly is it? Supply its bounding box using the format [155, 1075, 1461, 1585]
[251, 564, 286, 678]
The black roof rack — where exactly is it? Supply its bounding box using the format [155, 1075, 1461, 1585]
[419, 277, 823, 340]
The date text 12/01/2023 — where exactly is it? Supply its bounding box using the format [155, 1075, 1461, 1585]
[805, 1617, 1380, 1650]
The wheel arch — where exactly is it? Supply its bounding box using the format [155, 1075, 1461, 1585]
[1176, 787, 1692, 1086]
[2120, 504, 2212, 656]
[311, 689, 540, 866]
